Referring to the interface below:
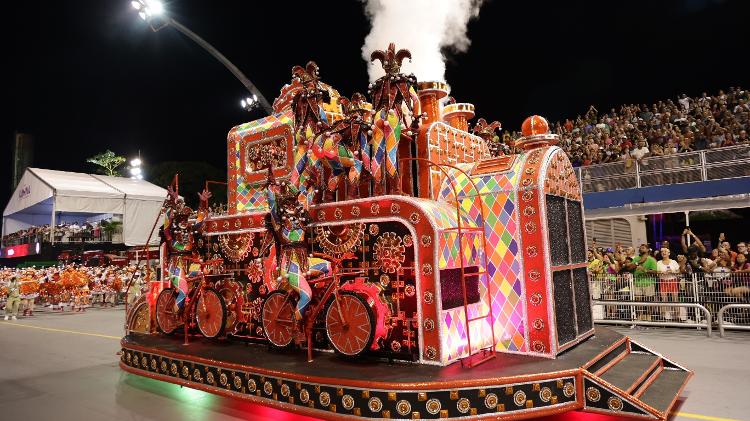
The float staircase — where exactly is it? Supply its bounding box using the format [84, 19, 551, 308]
[581, 336, 692, 420]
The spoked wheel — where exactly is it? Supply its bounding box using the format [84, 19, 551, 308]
[217, 281, 242, 335]
[261, 290, 295, 349]
[156, 289, 182, 335]
[195, 289, 227, 339]
[325, 291, 375, 357]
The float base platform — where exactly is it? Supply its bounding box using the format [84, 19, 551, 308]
[120, 327, 690, 420]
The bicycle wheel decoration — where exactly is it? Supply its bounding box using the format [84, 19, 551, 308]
[195, 288, 227, 338]
[261, 290, 295, 348]
[325, 291, 375, 357]
[155, 289, 181, 335]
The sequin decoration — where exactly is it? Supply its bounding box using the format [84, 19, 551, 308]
[351, 206, 360, 217]
[334, 208, 343, 220]
[299, 389, 310, 403]
[396, 400, 411, 416]
[233, 375, 242, 390]
[341, 394, 355, 410]
[527, 245, 538, 257]
[607, 396, 623, 411]
[404, 284, 415, 297]
[485, 393, 498, 409]
[368, 397, 383, 412]
[422, 263, 433, 275]
[370, 203, 380, 215]
[160, 361, 168, 373]
[219, 372, 228, 386]
[423, 318, 435, 331]
[317, 210, 326, 221]
[457, 398, 471, 414]
[424, 291, 434, 304]
[280, 384, 290, 397]
[539, 387, 552, 403]
[263, 381, 273, 395]
[193, 369, 202, 382]
[530, 292, 543, 306]
[524, 221, 537, 234]
[532, 341, 546, 353]
[586, 387, 601, 402]
[391, 203, 400, 214]
[425, 346, 437, 360]
[513, 390, 526, 407]
[403, 234, 413, 247]
[409, 212, 420, 224]
[563, 382, 575, 398]
[533, 318, 545, 330]
[319, 391, 331, 406]
[369, 224, 380, 236]
[390, 340, 401, 352]
[426, 398, 441, 414]
[529, 269, 541, 281]
[420, 235, 432, 247]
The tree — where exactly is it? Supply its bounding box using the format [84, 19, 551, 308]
[87, 150, 126, 176]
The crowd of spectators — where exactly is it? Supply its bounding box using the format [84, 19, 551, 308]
[506, 87, 750, 167]
[588, 229, 750, 323]
[2, 219, 121, 246]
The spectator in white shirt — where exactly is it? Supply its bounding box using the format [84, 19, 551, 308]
[656, 248, 680, 320]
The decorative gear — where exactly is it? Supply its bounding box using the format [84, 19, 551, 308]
[373, 232, 405, 274]
[314, 223, 364, 258]
[218, 233, 254, 263]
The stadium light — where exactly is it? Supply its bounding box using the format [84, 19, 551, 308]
[129, 154, 144, 180]
[130, 1, 273, 115]
[241, 95, 259, 112]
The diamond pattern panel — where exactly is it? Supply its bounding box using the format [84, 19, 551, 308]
[231, 112, 293, 212]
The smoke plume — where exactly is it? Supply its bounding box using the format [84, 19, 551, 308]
[362, 0, 484, 83]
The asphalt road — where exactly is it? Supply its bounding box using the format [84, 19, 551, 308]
[0, 308, 746, 421]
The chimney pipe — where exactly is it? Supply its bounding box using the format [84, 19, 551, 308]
[443, 103, 475, 132]
[417, 81, 450, 125]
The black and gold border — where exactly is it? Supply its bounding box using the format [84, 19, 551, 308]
[121, 346, 578, 419]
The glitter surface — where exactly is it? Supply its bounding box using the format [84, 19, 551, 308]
[546, 195, 570, 266]
[566, 200, 586, 264]
[552, 270, 576, 346]
[439, 266, 480, 310]
[573, 267, 593, 332]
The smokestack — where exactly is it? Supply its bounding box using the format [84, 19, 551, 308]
[417, 81, 450, 125]
[443, 102, 475, 132]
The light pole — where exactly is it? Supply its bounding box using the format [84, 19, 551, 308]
[131, 0, 273, 115]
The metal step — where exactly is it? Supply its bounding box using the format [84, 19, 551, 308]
[599, 352, 661, 393]
[638, 369, 691, 415]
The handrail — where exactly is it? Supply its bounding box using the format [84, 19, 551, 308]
[399, 157, 496, 366]
[576, 144, 750, 193]
[592, 300, 712, 337]
[718, 304, 750, 337]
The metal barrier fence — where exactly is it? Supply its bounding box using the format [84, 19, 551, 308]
[576, 144, 750, 193]
[589, 272, 750, 334]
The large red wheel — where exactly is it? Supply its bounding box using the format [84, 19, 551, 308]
[261, 291, 295, 349]
[195, 288, 227, 339]
[325, 291, 375, 357]
[216, 280, 243, 335]
[156, 289, 181, 335]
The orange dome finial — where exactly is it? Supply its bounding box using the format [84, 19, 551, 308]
[521, 115, 550, 137]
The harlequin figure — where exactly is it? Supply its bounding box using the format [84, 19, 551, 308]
[472, 118, 504, 157]
[162, 187, 211, 309]
[321, 93, 372, 198]
[290, 61, 330, 195]
[368, 43, 421, 193]
[265, 169, 330, 321]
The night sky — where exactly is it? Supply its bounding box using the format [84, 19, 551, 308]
[5, 0, 749, 206]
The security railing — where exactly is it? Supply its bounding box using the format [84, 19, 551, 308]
[589, 272, 750, 334]
[576, 144, 750, 193]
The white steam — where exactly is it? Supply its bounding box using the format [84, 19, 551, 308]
[361, 0, 484, 83]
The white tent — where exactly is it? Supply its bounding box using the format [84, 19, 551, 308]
[2, 168, 167, 246]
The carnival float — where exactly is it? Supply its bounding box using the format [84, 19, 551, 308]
[121, 43, 691, 420]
